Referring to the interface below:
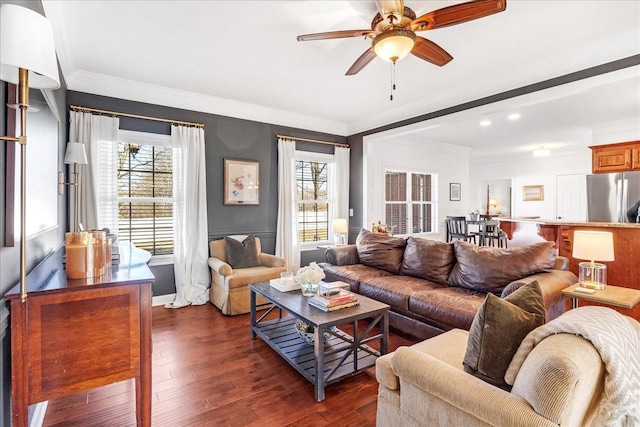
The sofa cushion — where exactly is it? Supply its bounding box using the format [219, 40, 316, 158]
[319, 263, 393, 293]
[356, 229, 407, 274]
[449, 240, 556, 293]
[400, 237, 455, 286]
[359, 276, 443, 311]
[463, 281, 545, 389]
[408, 287, 486, 331]
[225, 235, 262, 268]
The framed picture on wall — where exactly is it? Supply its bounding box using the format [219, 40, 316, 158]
[450, 183, 461, 201]
[224, 159, 260, 205]
[523, 185, 544, 201]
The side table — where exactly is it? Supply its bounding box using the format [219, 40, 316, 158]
[562, 284, 640, 310]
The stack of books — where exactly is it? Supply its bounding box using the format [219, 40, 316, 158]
[308, 290, 359, 312]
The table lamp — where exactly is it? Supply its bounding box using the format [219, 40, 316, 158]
[333, 218, 348, 246]
[572, 230, 614, 289]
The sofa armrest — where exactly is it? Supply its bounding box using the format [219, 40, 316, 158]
[390, 347, 555, 427]
[208, 257, 233, 276]
[501, 270, 577, 311]
[259, 252, 286, 268]
[325, 244, 360, 265]
[554, 255, 570, 270]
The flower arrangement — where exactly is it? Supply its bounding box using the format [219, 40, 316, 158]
[296, 262, 325, 284]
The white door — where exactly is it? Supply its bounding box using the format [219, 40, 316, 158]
[556, 174, 587, 221]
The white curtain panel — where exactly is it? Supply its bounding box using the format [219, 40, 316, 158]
[69, 111, 119, 232]
[275, 138, 300, 272]
[166, 125, 210, 308]
[333, 145, 350, 231]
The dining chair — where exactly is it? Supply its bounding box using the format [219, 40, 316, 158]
[446, 216, 477, 244]
[480, 220, 508, 248]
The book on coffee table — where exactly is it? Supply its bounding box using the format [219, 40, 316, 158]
[308, 298, 360, 312]
[308, 291, 359, 312]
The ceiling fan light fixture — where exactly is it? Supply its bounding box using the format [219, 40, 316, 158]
[373, 28, 416, 63]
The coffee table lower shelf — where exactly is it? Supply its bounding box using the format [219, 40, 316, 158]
[252, 316, 380, 400]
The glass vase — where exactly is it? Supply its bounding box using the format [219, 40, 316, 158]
[300, 282, 318, 297]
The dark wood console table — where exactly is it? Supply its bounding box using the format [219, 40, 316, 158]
[6, 251, 155, 426]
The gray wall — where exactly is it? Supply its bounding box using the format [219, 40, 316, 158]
[67, 91, 347, 295]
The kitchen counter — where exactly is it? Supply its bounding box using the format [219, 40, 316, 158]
[495, 218, 640, 321]
[497, 217, 640, 228]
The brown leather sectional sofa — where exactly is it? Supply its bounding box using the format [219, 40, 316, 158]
[320, 229, 577, 340]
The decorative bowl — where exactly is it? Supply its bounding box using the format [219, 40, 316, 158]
[294, 320, 336, 346]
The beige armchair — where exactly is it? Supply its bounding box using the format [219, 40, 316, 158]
[208, 237, 286, 315]
[376, 328, 607, 427]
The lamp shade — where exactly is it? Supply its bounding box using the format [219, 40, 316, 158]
[572, 230, 615, 262]
[0, 4, 60, 89]
[332, 218, 348, 234]
[64, 142, 88, 165]
[373, 29, 416, 63]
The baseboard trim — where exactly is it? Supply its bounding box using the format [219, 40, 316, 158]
[152, 293, 176, 307]
[30, 401, 48, 427]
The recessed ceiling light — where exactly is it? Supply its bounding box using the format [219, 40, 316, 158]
[480, 120, 491, 127]
[533, 147, 550, 157]
[508, 113, 521, 121]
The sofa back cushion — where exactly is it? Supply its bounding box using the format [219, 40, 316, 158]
[449, 240, 556, 293]
[400, 237, 455, 286]
[356, 229, 406, 274]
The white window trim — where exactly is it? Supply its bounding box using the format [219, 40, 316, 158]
[295, 151, 336, 247]
[118, 129, 173, 262]
[384, 167, 439, 237]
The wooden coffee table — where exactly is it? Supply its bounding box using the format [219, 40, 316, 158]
[249, 282, 389, 402]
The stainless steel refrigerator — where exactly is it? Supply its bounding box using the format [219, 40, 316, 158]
[586, 171, 640, 223]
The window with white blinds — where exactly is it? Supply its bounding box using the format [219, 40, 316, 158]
[384, 169, 437, 235]
[296, 152, 334, 245]
[117, 130, 173, 256]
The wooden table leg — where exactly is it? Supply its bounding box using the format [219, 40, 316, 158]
[137, 284, 152, 426]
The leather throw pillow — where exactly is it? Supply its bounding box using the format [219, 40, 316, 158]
[355, 228, 406, 274]
[225, 235, 262, 268]
[448, 240, 556, 293]
[463, 280, 546, 389]
[400, 237, 455, 286]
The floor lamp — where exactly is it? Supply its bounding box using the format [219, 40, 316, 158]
[1, 4, 61, 301]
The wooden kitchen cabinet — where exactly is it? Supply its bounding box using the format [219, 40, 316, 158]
[590, 140, 640, 173]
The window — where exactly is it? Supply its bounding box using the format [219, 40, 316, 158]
[296, 153, 333, 245]
[384, 169, 437, 235]
[117, 131, 173, 256]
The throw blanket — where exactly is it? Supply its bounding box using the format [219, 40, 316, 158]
[505, 306, 640, 427]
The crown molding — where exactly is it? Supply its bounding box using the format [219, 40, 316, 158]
[64, 70, 349, 136]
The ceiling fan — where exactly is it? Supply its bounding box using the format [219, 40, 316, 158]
[297, 0, 507, 75]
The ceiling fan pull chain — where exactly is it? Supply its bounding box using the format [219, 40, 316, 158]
[390, 62, 396, 101]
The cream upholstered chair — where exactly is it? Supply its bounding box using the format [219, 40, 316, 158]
[376, 330, 606, 427]
[208, 236, 286, 315]
[376, 306, 640, 427]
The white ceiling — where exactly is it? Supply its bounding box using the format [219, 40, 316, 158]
[42, 0, 640, 159]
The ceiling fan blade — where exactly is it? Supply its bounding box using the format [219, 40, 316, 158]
[346, 47, 377, 75]
[411, 37, 453, 66]
[375, 0, 404, 16]
[297, 29, 375, 42]
[412, 0, 506, 31]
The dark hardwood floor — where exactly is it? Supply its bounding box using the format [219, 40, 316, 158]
[43, 303, 418, 426]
